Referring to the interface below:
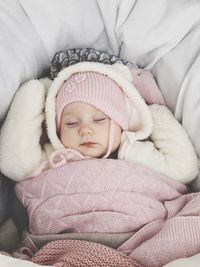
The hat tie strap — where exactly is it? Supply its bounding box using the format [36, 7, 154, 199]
[103, 120, 115, 158]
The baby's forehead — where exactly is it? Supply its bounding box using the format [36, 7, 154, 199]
[62, 102, 107, 117]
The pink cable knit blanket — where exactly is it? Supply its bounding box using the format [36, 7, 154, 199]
[15, 159, 186, 235]
[15, 159, 200, 266]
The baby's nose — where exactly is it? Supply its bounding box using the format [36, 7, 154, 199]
[79, 125, 94, 136]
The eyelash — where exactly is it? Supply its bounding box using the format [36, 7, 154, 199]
[65, 122, 78, 127]
[94, 118, 106, 122]
[65, 118, 107, 127]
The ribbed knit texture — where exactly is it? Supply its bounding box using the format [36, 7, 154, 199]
[15, 158, 186, 235]
[56, 72, 128, 130]
[126, 193, 200, 267]
[32, 239, 142, 267]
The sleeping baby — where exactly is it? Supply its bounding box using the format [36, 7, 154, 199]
[0, 61, 198, 231]
[0, 61, 199, 266]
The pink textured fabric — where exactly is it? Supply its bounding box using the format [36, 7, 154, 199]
[130, 68, 165, 105]
[15, 159, 200, 266]
[15, 158, 186, 235]
[118, 193, 200, 267]
[30, 148, 90, 177]
[56, 71, 128, 130]
[32, 240, 142, 267]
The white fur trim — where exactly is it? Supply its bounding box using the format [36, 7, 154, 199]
[112, 63, 133, 81]
[39, 78, 52, 94]
[119, 104, 198, 183]
[0, 80, 46, 181]
[46, 62, 153, 150]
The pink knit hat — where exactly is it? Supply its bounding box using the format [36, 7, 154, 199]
[56, 71, 128, 130]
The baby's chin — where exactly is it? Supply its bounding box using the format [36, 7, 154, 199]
[78, 147, 106, 158]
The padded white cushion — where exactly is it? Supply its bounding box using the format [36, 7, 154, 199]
[0, 0, 48, 122]
[164, 252, 200, 267]
[0, 254, 50, 267]
[18, 0, 110, 60]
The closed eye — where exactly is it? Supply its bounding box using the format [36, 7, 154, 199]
[94, 118, 107, 123]
[65, 122, 79, 127]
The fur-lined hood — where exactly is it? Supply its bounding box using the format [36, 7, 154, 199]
[46, 62, 153, 150]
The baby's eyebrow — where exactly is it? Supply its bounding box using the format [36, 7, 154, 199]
[94, 112, 108, 117]
[62, 112, 74, 116]
[61, 113, 77, 119]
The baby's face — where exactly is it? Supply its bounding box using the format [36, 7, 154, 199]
[59, 102, 122, 158]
